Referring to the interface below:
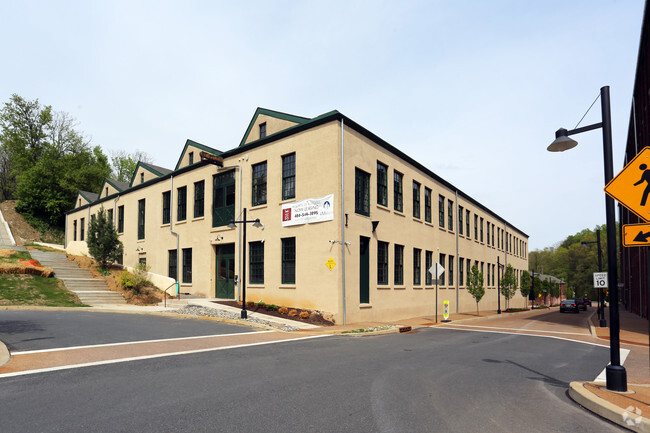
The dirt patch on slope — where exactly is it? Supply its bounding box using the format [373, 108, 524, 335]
[0, 200, 41, 245]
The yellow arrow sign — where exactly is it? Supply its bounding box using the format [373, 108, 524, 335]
[605, 147, 650, 221]
[623, 223, 650, 247]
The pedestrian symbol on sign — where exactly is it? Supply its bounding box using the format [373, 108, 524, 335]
[633, 164, 650, 206]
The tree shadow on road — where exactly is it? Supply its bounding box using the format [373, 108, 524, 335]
[483, 358, 569, 388]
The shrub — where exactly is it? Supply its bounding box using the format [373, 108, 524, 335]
[119, 263, 151, 294]
[288, 309, 298, 317]
[278, 307, 288, 314]
[267, 304, 278, 311]
[119, 271, 135, 289]
[247, 301, 256, 307]
[257, 301, 266, 308]
[299, 311, 310, 319]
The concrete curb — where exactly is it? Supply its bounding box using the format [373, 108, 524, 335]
[569, 381, 650, 432]
[0, 208, 15, 246]
[34, 242, 66, 251]
[0, 340, 9, 367]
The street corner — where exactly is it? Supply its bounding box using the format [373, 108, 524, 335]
[569, 381, 650, 432]
[0, 340, 9, 367]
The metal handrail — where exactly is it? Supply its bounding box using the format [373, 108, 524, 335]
[163, 282, 177, 308]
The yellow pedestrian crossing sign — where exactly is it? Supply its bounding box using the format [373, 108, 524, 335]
[326, 257, 336, 271]
[605, 147, 650, 221]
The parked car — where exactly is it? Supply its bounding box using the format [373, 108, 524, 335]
[560, 300, 580, 313]
[582, 297, 592, 306]
[574, 297, 587, 310]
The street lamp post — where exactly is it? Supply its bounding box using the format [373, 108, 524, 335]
[530, 270, 535, 309]
[548, 85, 626, 392]
[581, 229, 606, 327]
[228, 208, 263, 319]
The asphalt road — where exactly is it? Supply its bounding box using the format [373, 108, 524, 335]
[0, 311, 624, 433]
[0, 310, 252, 352]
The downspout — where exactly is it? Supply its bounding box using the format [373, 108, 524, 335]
[170, 175, 180, 299]
[238, 165, 242, 302]
[455, 190, 459, 313]
[341, 118, 347, 325]
[64, 215, 68, 249]
[504, 222, 508, 308]
[113, 195, 119, 262]
[87, 205, 91, 245]
[113, 196, 119, 227]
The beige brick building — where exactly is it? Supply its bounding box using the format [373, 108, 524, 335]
[65, 108, 529, 324]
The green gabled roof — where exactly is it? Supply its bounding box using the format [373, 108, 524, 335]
[100, 178, 129, 197]
[174, 139, 222, 171]
[129, 161, 173, 187]
[78, 190, 98, 204]
[107, 178, 129, 192]
[239, 107, 310, 147]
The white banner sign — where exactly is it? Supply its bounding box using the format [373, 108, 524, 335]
[281, 194, 334, 227]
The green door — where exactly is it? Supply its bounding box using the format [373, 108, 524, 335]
[216, 244, 235, 299]
[360, 236, 370, 303]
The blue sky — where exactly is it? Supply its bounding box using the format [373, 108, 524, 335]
[1, 0, 645, 250]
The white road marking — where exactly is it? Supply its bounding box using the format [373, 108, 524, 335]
[440, 323, 590, 336]
[435, 325, 611, 348]
[0, 334, 330, 379]
[12, 331, 273, 355]
[594, 350, 631, 382]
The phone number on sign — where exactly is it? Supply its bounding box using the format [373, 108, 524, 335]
[293, 210, 320, 218]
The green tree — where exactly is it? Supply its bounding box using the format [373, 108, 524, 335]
[0, 94, 111, 227]
[520, 270, 531, 309]
[550, 281, 560, 303]
[565, 286, 575, 300]
[466, 264, 485, 316]
[110, 150, 153, 183]
[500, 264, 517, 309]
[532, 276, 542, 306]
[529, 224, 618, 298]
[87, 206, 123, 269]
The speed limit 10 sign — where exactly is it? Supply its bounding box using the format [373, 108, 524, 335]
[593, 272, 608, 288]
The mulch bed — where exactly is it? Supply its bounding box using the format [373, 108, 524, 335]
[215, 301, 335, 326]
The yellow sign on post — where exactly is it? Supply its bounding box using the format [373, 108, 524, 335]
[605, 146, 650, 221]
[326, 257, 336, 271]
[623, 223, 650, 247]
[443, 300, 451, 322]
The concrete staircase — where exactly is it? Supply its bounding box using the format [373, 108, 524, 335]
[28, 251, 126, 305]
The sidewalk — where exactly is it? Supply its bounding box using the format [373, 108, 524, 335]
[568, 307, 650, 432]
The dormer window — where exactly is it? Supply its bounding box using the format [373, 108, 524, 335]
[189, 152, 194, 165]
[259, 122, 266, 139]
[140, 173, 144, 184]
